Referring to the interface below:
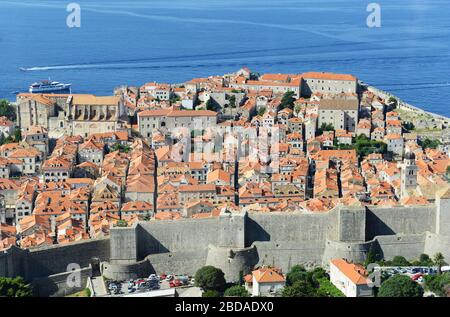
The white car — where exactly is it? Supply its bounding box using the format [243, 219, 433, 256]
[148, 274, 159, 280]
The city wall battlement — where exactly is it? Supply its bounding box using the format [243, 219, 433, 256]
[104, 198, 450, 281]
[1, 196, 450, 294]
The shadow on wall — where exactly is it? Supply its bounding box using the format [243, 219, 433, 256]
[32, 278, 58, 297]
[245, 217, 271, 246]
[365, 208, 395, 240]
[136, 225, 170, 260]
[369, 239, 384, 262]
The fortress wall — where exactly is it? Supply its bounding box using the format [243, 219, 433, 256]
[136, 218, 222, 259]
[365, 205, 436, 240]
[424, 233, 450, 260]
[31, 267, 92, 297]
[246, 211, 339, 246]
[375, 234, 426, 261]
[0, 247, 28, 278]
[25, 238, 110, 280]
[145, 249, 210, 276]
[205, 245, 259, 282]
[102, 259, 151, 281]
[252, 240, 326, 272]
[110, 226, 138, 264]
[322, 240, 373, 266]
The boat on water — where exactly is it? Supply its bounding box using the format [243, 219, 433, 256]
[29, 80, 71, 94]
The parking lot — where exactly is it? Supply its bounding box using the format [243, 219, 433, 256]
[105, 273, 196, 297]
[375, 266, 439, 284]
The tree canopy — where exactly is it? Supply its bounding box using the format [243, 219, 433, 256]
[202, 289, 221, 297]
[0, 99, 16, 121]
[0, 277, 32, 297]
[195, 266, 226, 292]
[280, 91, 296, 109]
[282, 280, 317, 297]
[378, 275, 423, 297]
[391, 256, 411, 267]
[317, 123, 334, 134]
[434, 252, 446, 274]
[224, 285, 250, 297]
[424, 272, 450, 297]
[419, 138, 441, 150]
[282, 265, 342, 297]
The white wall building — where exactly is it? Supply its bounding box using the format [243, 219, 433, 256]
[250, 267, 285, 297]
[330, 259, 373, 297]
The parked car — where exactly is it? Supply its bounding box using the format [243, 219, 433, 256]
[148, 274, 159, 281]
[166, 275, 174, 281]
[169, 279, 182, 288]
[176, 275, 189, 285]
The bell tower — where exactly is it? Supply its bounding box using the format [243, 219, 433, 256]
[401, 151, 417, 198]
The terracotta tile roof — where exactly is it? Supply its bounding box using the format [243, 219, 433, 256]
[252, 267, 285, 283]
[71, 94, 120, 105]
[138, 109, 217, 117]
[154, 211, 182, 220]
[121, 201, 153, 212]
[331, 258, 370, 285]
[302, 72, 357, 81]
[179, 184, 216, 192]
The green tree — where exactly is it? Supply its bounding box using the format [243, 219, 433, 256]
[195, 266, 226, 292]
[282, 280, 317, 297]
[424, 272, 450, 296]
[391, 256, 411, 267]
[206, 98, 215, 111]
[115, 220, 128, 227]
[388, 97, 398, 107]
[378, 275, 423, 297]
[352, 134, 387, 158]
[238, 270, 244, 286]
[202, 290, 221, 297]
[316, 278, 345, 297]
[0, 99, 16, 121]
[311, 267, 327, 280]
[365, 245, 378, 267]
[419, 138, 441, 150]
[257, 107, 266, 117]
[317, 123, 334, 135]
[280, 91, 296, 109]
[112, 143, 130, 153]
[228, 95, 237, 108]
[0, 277, 32, 297]
[403, 121, 415, 131]
[418, 254, 433, 267]
[13, 128, 22, 142]
[286, 265, 307, 286]
[434, 253, 446, 275]
[224, 285, 250, 297]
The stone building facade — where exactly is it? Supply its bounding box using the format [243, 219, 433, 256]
[16, 93, 126, 138]
[137, 109, 217, 140]
[318, 99, 359, 132]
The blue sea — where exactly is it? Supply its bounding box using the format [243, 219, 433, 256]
[0, 0, 449, 115]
